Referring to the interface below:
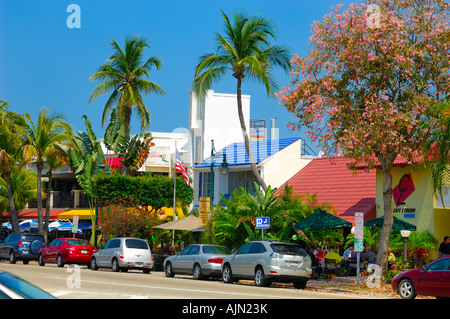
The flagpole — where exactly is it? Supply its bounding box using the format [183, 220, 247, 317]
[172, 141, 177, 254]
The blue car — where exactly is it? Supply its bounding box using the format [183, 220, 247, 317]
[0, 233, 45, 264]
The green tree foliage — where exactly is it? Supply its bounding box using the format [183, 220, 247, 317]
[93, 174, 193, 212]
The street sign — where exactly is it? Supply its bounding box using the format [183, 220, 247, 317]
[72, 215, 79, 234]
[256, 217, 270, 229]
[354, 212, 364, 252]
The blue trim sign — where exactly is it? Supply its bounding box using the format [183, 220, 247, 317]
[256, 217, 270, 229]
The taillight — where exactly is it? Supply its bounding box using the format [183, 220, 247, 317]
[118, 253, 124, 259]
[151, 255, 154, 261]
[208, 258, 224, 264]
[17, 241, 22, 247]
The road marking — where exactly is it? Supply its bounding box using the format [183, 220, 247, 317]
[44, 275, 311, 299]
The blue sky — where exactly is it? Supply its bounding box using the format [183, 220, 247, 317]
[0, 0, 353, 152]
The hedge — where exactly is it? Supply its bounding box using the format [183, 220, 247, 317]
[92, 173, 194, 211]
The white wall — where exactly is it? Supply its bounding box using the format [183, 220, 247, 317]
[189, 90, 250, 165]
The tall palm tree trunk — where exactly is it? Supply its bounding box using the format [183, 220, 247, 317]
[44, 170, 52, 242]
[36, 161, 44, 236]
[236, 78, 268, 192]
[4, 172, 20, 232]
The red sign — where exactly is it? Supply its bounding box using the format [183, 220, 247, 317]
[392, 173, 415, 207]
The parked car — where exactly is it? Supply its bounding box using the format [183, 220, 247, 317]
[38, 238, 97, 267]
[164, 244, 231, 280]
[0, 233, 45, 264]
[221, 240, 312, 289]
[90, 237, 153, 273]
[392, 256, 450, 299]
[0, 271, 55, 299]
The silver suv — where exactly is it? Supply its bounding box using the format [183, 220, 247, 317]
[221, 240, 312, 289]
[90, 238, 153, 273]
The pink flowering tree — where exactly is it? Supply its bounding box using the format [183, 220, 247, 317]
[277, 0, 450, 269]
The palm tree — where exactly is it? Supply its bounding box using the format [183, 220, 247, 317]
[22, 109, 73, 236]
[89, 35, 166, 132]
[193, 10, 291, 191]
[0, 102, 27, 232]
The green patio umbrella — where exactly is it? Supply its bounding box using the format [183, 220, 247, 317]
[293, 209, 353, 231]
[364, 215, 416, 231]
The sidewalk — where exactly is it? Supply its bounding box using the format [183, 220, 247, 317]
[305, 276, 399, 298]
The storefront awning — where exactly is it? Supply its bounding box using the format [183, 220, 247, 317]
[57, 209, 93, 220]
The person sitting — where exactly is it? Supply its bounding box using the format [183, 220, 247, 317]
[387, 248, 397, 270]
[341, 245, 354, 267]
[324, 248, 342, 276]
[363, 247, 376, 273]
[308, 246, 319, 279]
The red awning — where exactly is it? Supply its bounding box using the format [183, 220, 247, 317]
[105, 157, 123, 167]
[2, 209, 70, 220]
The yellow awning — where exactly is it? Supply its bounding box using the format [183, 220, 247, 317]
[57, 209, 94, 220]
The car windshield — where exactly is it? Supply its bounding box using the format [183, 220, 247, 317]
[66, 239, 90, 246]
[22, 235, 44, 242]
[271, 244, 308, 257]
[125, 239, 148, 250]
[0, 272, 54, 299]
[202, 245, 231, 255]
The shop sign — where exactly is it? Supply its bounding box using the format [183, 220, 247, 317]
[392, 173, 416, 218]
[146, 146, 171, 168]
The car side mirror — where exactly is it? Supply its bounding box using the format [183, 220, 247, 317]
[421, 265, 428, 271]
[231, 249, 237, 254]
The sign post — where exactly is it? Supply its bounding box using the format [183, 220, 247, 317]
[256, 217, 270, 239]
[354, 212, 364, 285]
[72, 215, 79, 238]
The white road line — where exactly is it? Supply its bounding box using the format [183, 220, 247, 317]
[44, 275, 312, 299]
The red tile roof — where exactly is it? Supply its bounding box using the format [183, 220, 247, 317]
[2, 209, 70, 220]
[275, 157, 376, 223]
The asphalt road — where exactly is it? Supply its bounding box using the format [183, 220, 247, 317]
[0, 260, 371, 300]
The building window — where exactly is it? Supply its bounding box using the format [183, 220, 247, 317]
[199, 172, 211, 198]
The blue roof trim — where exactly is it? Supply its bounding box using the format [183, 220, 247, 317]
[194, 137, 300, 169]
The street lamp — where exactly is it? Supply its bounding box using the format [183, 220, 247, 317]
[210, 140, 229, 207]
[401, 230, 411, 271]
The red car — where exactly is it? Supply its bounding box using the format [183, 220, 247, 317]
[392, 256, 450, 299]
[38, 238, 97, 267]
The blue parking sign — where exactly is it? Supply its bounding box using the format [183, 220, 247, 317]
[256, 217, 270, 229]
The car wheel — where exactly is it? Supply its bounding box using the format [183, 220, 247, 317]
[398, 279, 416, 299]
[165, 261, 175, 277]
[111, 258, 120, 272]
[293, 279, 307, 289]
[90, 257, 99, 270]
[143, 268, 151, 274]
[38, 253, 45, 266]
[57, 254, 65, 268]
[254, 267, 270, 287]
[193, 263, 204, 280]
[9, 251, 16, 264]
[222, 264, 234, 284]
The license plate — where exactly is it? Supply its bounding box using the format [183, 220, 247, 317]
[81, 250, 87, 254]
[135, 262, 143, 267]
[289, 261, 298, 267]
[23, 250, 29, 254]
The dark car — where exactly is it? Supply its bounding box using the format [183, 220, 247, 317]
[0, 271, 55, 299]
[0, 233, 45, 264]
[38, 238, 98, 267]
[392, 256, 450, 299]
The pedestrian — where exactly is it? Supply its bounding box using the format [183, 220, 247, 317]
[438, 236, 450, 257]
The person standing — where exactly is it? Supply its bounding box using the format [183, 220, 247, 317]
[438, 236, 450, 257]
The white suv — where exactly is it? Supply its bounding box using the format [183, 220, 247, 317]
[221, 240, 312, 289]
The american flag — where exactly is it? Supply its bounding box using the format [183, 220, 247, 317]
[176, 148, 192, 187]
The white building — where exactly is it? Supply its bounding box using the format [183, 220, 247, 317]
[189, 90, 250, 166]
